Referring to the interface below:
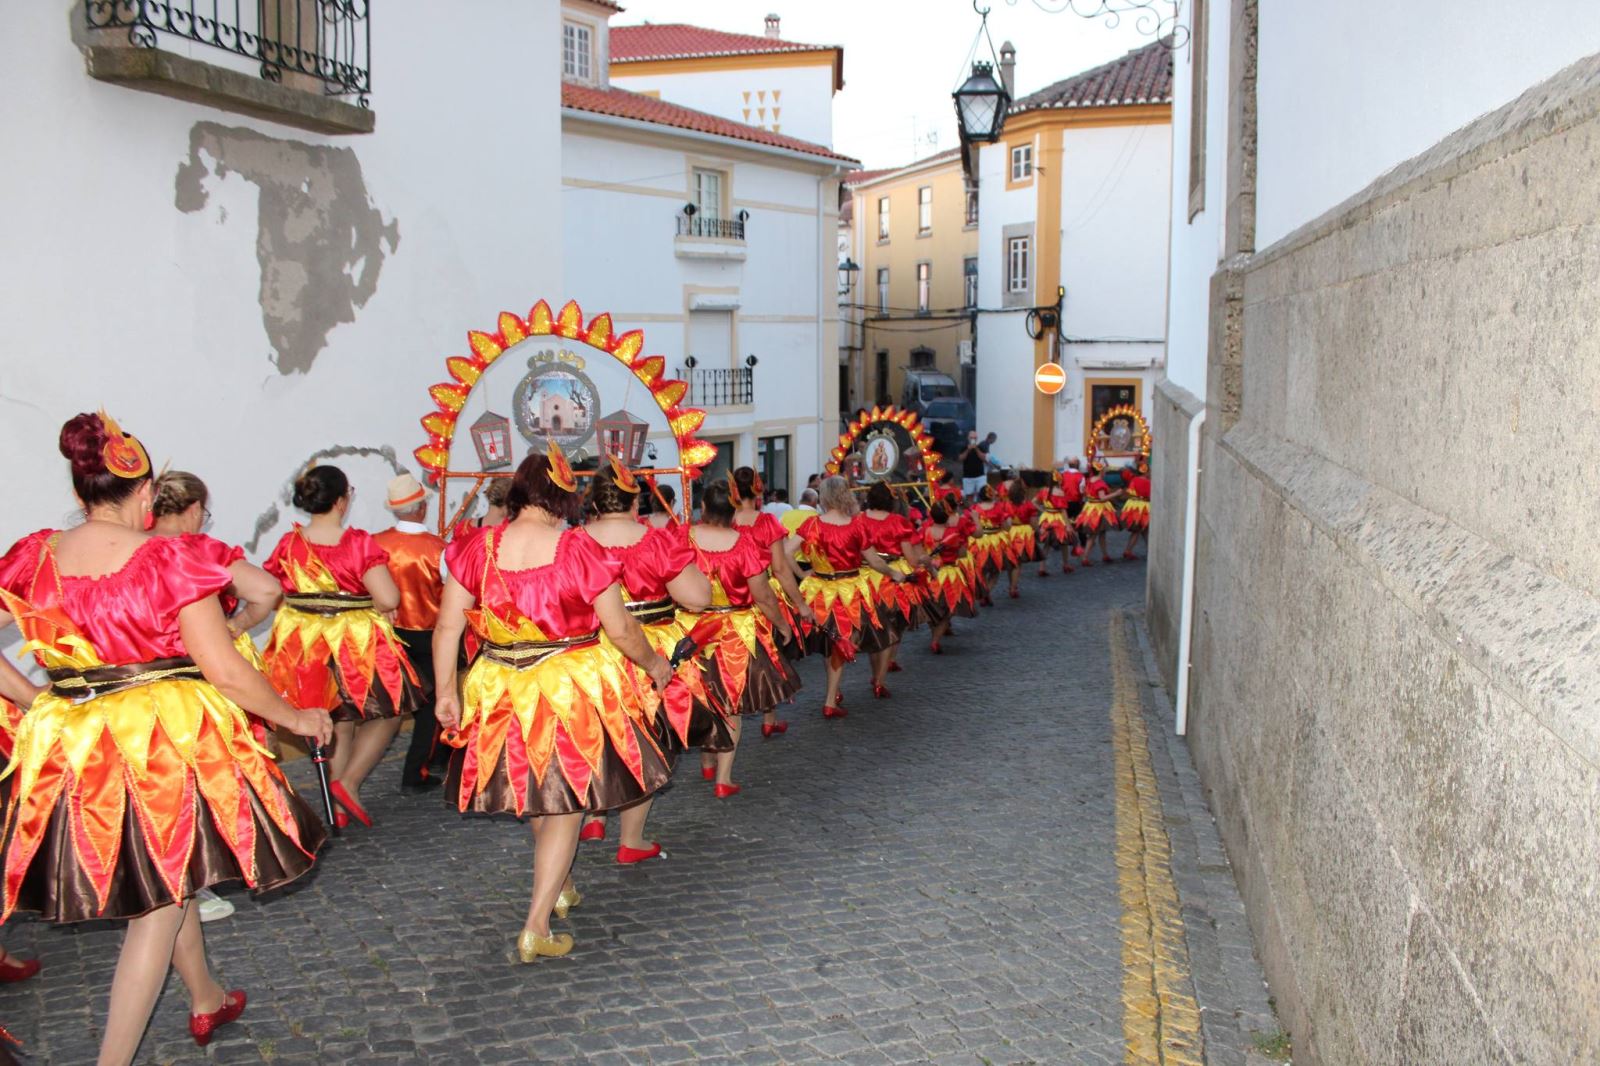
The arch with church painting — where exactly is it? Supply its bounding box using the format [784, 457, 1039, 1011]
[1085, 403, 1152, 474]
[824, 404, 945, 507]
[412, 299, 715, 534]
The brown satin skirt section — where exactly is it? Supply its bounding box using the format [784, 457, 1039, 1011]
[685, 702, 736, 753]
[6, 782, 327, 924]
[444, 718, 673, 818]
[851, 609, 900, 656]
[921, 590, 952, 627]
[709, 644, 802, 717]
[328, 658, 421, 724]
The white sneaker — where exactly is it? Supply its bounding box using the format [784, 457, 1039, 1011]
[195, 888, 235, 923]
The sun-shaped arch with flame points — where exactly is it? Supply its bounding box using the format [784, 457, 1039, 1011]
[413, 299, 716, 483]
[1085, 403, 1152, 469]
[824, 405, 945, 495]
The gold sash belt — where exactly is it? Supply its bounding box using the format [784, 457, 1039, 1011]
[813, 569, 861, 580]
[285, 592, 376, 615]
[624, 598, 678, 625]
[482, 632, 600, 670]
[48, 656, 203, 703]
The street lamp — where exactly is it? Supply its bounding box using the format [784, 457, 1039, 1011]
[838, 257, 860, 296]
[953, 60, 1009, 145]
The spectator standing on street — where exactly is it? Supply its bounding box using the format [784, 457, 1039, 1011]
[373, 474, 450, 795]
[960, 431, 988, 498]
[761, 488, 793, 517]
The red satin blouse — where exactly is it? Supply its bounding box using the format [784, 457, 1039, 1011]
[733, 511, 787, 552]
[445, 526, 621, 636]
[922, 522, 970, 566]
[0, 531, 231, 664]
[582, 526, 696, 603]
[797, 515, 868, 573]
[264, 527, 389, 595]
[186, 534, 245, 616]
[1059, 471, 1086, 502]
[859, 512, 917, 556]
[974, 501, 1012, 531]
[685, 528, 769, 609]
[1012, 500, 1040, 524]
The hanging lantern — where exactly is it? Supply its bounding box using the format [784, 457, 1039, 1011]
[954, 60, 1009, 145]
[596, 408, 650, 467]
[470, 410, 513, 470]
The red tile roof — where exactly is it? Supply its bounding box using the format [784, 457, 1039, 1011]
[844, 147, 962, 187]
[611, 23, 845, 90]
[1011, 38, 1173, 114]
[562, 83, 858, 165]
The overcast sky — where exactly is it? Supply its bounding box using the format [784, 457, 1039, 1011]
[613, 0, 1166, 169]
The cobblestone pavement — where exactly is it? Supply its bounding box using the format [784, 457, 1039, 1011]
[0, 541, 1274, 1065]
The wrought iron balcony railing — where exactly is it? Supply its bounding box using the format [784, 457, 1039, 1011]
[86, 0, 372, 105]
[676, 216, 746, 240]
[679, 366, 754, 407]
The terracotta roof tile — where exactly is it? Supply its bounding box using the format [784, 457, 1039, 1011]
[1011, 38, 1173, 113]
[610, 23, 845, 90]
[562, 83, 858, 164]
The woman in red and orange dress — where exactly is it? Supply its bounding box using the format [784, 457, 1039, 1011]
[433, 446, 677, 962]
[921, 494, 979, 654]
[576, 460, 714, 862]
[678, 480, 803, 796]
[0, 662, 41, 985]
[1075, 464, 1122, 566]
[969, 483, 1013, 605]
[0, 413, 330, 1062]
[1034, 470, 1078, 576]
[1004, 480, 1040, 596]
[262, 466, 421, 829]
[790, 476, 907, 717]
[858, 481, 928, 697]
[1119, 464, 1151, 560]
[730, 467, 809, 729]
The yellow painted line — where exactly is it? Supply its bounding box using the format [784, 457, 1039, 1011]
[1110, 613, 1204, 1066]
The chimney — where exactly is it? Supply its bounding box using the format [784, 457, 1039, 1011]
[765, 13, 781, 39]
[999, 41, 1016, 99]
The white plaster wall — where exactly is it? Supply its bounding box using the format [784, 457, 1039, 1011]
[974, 137, 1045, 445]
[0, 1, 561, 551]
[562, 123, 837, 483]
[1256, 0, 1600, 248]
[1163, 0, 1231, 397]
[610, 62, 835, 148]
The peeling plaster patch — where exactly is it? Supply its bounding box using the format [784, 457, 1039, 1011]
[175, 123, 399, 375]
[243, 444, 405, 553]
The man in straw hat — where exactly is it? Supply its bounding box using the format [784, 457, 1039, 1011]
[373, 473, 449, 793]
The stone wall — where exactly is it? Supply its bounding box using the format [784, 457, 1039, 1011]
[1146, 378, 1203, 694]
[1187, 54, 1600, 1064]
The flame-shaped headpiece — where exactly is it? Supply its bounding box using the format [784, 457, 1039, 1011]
[608, 454, 640, 494]
[546, 440, 577, 493]
[98, 410, 151, 480]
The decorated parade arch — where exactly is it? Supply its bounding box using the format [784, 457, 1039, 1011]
[824, 405, 945, 506]
[1085, 403, 1151, 471]
[413, 300, 714, 533]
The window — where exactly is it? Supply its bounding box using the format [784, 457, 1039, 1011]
[1010, 143, 1033, 182]
[964, 257, 978, 309]
[877, 268, 890, 313]
[916, 262, 931, 314]
[1007, 237, 1030, 294]
[1187, 0, 1208, 220]
[910, 347, 935, 369]
[694, 169, 724, 221]
[875, 351, 890, 406]
[757, 435, 790, 497]
[561, 21, 592, 81]
[917, 186, 933, 233]
[877, 196, 890, 240]
[965, 185, 979, 226]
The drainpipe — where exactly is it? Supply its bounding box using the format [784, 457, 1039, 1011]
[1174, 406, 1206, 736]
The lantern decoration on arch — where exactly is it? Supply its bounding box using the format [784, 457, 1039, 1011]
[469, 410, 513, 471]
[597, 408, 650, 467]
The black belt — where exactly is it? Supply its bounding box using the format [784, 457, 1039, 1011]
[624, 597, 678, 625]
[1042, 507, 1064, 514]
[813, 569, 860, 580]
[481, 632, 600, 669]
[48, 656, 203, 702]
[285, 592, 375, 615]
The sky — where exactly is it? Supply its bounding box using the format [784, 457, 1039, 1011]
[611, 0, 1168, 169]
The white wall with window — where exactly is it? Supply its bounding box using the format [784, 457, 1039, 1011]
[917, 186, 933, 233]
[1007, 237, 1030, 294]
[1010, 143, 1033, 182]
[610, 60, 837, 149]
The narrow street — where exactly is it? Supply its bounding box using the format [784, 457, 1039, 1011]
[0, 551, 1271, 1065]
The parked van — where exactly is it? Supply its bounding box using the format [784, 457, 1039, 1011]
[900, 369, 961, 414]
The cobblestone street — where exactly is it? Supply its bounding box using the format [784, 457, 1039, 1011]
[0, 549, 1272, 1065]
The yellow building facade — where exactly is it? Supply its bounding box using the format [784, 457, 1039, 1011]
[845, 149, 978, 411]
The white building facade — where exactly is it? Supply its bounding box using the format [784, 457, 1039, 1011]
[0, 1, 562, 551]
[972, 42, 1172, 469]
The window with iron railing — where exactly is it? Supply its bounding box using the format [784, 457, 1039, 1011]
[85, 0, 372, 105]
[678, 365, 754, 407]
[677, 216, 746, 240]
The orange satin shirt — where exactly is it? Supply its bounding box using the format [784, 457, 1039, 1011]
[373, 526, 446, 631]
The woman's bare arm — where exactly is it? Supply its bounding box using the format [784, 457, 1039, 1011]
[362, 564, 402, 613]
[224, 560, 283, 635]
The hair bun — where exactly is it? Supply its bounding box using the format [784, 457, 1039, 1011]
[59, 412, 109, 479]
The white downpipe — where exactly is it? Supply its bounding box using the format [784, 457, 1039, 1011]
[1174, 407, 1206, 735]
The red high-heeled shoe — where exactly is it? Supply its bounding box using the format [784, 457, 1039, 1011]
[1062, 564, 1075, 574]
[328, 781, 372, 828]
[929, 639, 942, 655]
[761, 720, 789, 738]
[822, 704, 847, 719]
[1009, 587, 1020, 599]
[578, 821, 606, 842]
[1038, 568, 1050, 578]
[714, 783, 741, 799]
[700, 766, 716, 781]
[0, 954, 40, 984]
[1122, 551, 1138, 560]
[872, 682, 892, 699]
[334, 811, 350, 830]
[617, 842, 662, 864]
[887, 661, 903, 673]
[189, 989, 246, 1047]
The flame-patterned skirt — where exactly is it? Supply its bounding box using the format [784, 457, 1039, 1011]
[799, 570, 897, 658]
[1075, 501, 1120, 534]
[1008, 523, 1040, 565]
[1037, 508, 1073, 549]
[867, 556, 927, 632]
[610, 601, 732, 755]
[1121, 499, 1151, 531]
[970, 531, 1010, 579]
[444, 636, 672, 818]
[263, 596, 421, 723]
[677, 606, 801, 718]
[0, 671, 325, 924]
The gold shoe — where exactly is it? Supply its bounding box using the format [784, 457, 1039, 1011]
[553, 886, 582, 920]
[516, 929, 573, 963]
